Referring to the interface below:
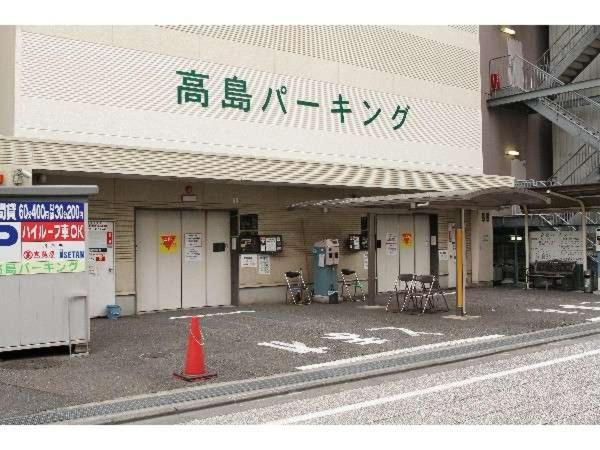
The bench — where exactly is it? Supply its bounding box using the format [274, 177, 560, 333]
[529, 260, 576, 291]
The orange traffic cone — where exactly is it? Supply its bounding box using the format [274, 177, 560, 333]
[173, 316, 217, 382]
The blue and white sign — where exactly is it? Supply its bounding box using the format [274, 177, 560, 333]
[0, 202, 85, 222]
[0, 201, 86, 276]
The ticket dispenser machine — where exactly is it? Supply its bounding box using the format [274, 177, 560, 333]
[313, 239, 340, 299]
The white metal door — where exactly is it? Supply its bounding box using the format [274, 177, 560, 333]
[181, 210, 207, 308]
[376, 215, 400, 292]
[448, 222, 457, 288]
[88, 221, 115, 317]
[136, 210, 182, 312]
[398, 215, 415, 275]
[414, 215, 431, 276]
[206, 211, 231, 306]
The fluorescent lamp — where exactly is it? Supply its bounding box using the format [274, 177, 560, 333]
[500, 26, 516, 35]
[505, 149, 520, 157]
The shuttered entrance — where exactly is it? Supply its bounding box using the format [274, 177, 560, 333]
[376, 214, 431, 293]
[135, 210, 231, 312]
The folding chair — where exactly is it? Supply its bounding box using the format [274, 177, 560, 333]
[413, 275, 450, 314]
[284, 269, 312, 305]
[340, 269, 366, 302]
[386, 274, 415, 312]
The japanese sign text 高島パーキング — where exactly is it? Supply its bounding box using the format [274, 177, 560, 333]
[0, 201, 86, 276]
[176, 71, 410, 130]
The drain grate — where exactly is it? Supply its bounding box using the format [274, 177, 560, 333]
[3, 321, 600, 425]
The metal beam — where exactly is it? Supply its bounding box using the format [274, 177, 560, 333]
[487, 78, 600, 108]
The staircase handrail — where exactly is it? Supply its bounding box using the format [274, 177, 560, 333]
[549, 143, 587, 180]
[537, 26, 600, 75]
[561, 145, 600, 185]
[547, 143, 600, 185]
[490, 54, 600, 117]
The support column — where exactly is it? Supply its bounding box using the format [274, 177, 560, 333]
[367, 213, 377, 306]
[523, 205, 530, 290]
[582, 206, 588, 273]
[461, 208, 466, 315]
[456, 208, 466, 316]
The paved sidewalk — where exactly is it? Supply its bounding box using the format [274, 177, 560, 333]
[0, 286, 598, 419]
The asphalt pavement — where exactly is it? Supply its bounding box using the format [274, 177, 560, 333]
[1, 286, 599, 420]
[175, 332, 600, 425]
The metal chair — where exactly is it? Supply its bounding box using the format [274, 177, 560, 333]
[386, 274, 415, 312]
[284, 269, 312, 305]
[340, 269, 366, 302]
[412, 274, 450, 314]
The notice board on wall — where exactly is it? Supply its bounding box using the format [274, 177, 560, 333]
[529, 230, 583, 263]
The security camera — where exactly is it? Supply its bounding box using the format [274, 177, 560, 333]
[12, 168, 32, 186]
[16, 169, 32, 178]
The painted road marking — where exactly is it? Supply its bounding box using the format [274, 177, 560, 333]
[366, 327, 444, 337]
[169, 310, 256, 320]
[322, 333, 388, 345]
[587, 317, 600, 322]
[443, 315, 480, 320]
[258, 341, 329, 354]
[560, 304, 600, 312]
[275, 346, 600, 424]
[296, 335, 504, 371]
[527, 308, 582, 315]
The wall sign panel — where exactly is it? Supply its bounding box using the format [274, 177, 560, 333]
[16, 31, 483, 175]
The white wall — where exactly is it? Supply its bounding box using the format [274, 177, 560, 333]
[12, 26, 483, 177]
[0, 26, 15, 136]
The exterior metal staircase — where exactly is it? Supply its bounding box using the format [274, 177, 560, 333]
[488, 27, 600, 189]
[490, 28, 600, 265]
[489, 54, 600, 151]
[510, 204, 599, 264]
[538, 26, 600, 83]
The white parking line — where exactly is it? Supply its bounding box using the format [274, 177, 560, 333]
[295, 335, 504, 371]
[258, 341, 329, 354]
[169, 310, 256, 320]
[273, 347, 600, 424]
[560, 304, 600, 312]
[527, 308, 581, 315]
[366, 327, 444, 336]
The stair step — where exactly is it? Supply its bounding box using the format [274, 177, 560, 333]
[569, 61, 585, 70]
[582, 47, 600, 56]
[589, 40, 600, 49]
[576, 54, 593, 63]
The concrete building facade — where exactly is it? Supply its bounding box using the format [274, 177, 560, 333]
[0, 25, 517, 315]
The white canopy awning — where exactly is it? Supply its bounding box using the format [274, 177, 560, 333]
[0, 135, 514, 192]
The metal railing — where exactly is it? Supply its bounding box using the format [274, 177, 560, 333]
[490, 53, 600, 106]
[537, 26, 600, 75]
[550, 143, 600, 185]
[489, 54, 600, 140]
[515, 179, 560, 188]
